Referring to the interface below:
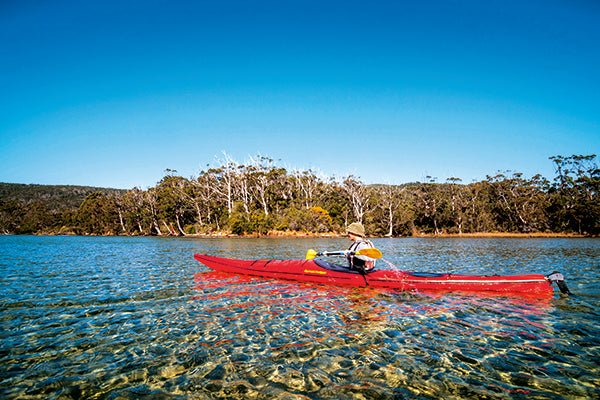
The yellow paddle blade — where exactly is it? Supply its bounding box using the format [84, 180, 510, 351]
[305, 249, 318, 260]
[356, 248, 383, 259]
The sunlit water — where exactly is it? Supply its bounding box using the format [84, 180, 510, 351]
[1, 236, 598, 399]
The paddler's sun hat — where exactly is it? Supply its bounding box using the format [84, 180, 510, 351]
[346, 222, 365, 237]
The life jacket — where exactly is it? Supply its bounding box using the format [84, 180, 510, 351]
[347, 239, 375, 272]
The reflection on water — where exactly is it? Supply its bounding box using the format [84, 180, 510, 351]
[0, 236, 599, 399]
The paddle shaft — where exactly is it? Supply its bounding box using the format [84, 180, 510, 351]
[305, 247, 382, 260]
[320, 250, 347, 257]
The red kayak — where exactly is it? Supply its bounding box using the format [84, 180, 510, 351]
[194, 254, 568, 296]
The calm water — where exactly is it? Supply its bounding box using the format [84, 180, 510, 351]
[1, 236, 599, 399]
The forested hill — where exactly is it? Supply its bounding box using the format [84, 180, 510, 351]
[0, 154, 598, 236]
[0, 183, 125, 210]
[0, 183, 126, 234]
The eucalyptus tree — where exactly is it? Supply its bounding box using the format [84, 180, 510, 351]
[192, 167, 228, 230]
[308, 177, 348, 229]
[371, 184, 407, 237]
[76, 192, 120, 235]
[266, 166, 294, 215]
[485, 172, 550, 232]
[549, 154, 599, 234]
[154, 173, 196, 236]
[247, 155, 275, 216]
[342, 175, 371, 224]
[446, 177, 468, 234]
[292, 169, 322, 210]
[414, 177, 447, 235]
[463, 181, 495, 233]
[143, 187, 164, 235]
[120, 188, 152, 235]
[214, 153, 238, 216]
[114, 194, 127, 234]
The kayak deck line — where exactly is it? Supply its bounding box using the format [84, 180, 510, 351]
[381, 278, 549, 284]
[193, 254, 564, 297]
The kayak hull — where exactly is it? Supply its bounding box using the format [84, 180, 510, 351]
[193, 254, 554, 296]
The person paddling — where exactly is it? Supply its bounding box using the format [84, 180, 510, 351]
[346, 222, 376, 272]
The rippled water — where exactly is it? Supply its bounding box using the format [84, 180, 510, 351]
[1, 236, 599, 399]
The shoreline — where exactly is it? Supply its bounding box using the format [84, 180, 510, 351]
[411, 232, 589, 238]
[165, 231, 592, 239]
[182, 229, 591, 238]
[10, 230, 592, 239]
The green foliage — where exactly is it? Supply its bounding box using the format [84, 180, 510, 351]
[229, 211, 274, 235]
[75, 192, 120, 235]
[278, 206, 334, 233]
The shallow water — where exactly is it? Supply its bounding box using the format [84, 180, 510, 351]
[0, 236, 599, 399]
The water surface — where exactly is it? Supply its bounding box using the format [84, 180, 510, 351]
[1, 236, 598, 399]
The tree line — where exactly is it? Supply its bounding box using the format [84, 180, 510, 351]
[1, 154, 598, 236]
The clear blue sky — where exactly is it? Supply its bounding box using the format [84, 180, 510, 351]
[1, 0, 599, 189]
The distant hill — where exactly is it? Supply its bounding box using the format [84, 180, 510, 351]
[0, 182, 126, 211]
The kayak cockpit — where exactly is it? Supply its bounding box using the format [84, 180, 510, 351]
[313, 259, 375, 274]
